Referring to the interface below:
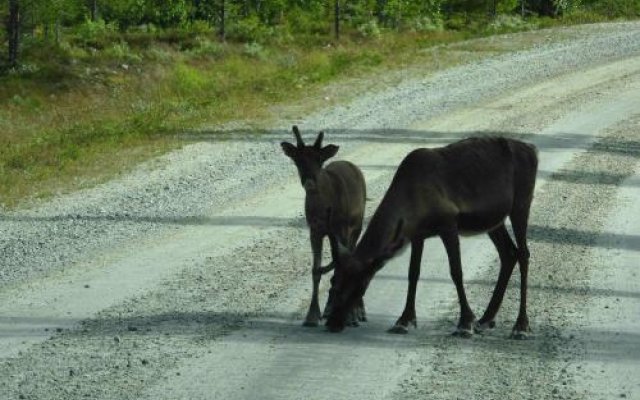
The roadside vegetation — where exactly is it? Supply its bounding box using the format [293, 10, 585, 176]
[0, 0, 639, 208]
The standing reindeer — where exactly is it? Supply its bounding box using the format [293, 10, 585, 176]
[325, 137, 538, 339]
[281, 126, 367, 327]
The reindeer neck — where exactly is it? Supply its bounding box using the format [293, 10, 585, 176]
[355, 196, 407, 262]
[303, 168, 338, 223]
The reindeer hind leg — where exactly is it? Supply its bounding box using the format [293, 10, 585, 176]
[510, 206, 532, 340]
[475, 224, 518, 334]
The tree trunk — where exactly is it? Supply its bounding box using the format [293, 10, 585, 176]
[334, 0, 340, 40]
[88, 0, 98, 21]
[8, 0, 20, 67]
[219, 0, 226, 40]
[55, 15, 60, 44]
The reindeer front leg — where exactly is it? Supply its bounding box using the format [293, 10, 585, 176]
[389, 239, 424, 334]
[304, 231, 324, 327]
[440, 227, 477, 338]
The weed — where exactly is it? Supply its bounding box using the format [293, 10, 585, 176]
[171, 63, 208, 95]
[188, 37, 226, 59]
[102, 42, 143, 63]
[357, 20, 383, 38]
[243, 42, 268, 60]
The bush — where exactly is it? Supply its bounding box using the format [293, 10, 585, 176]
[407, 16, 445, 32]
[445, 13, 470, 30]
[357, 20, 382, 38]
[102, 42, 142, 63]
[584, 0, 640, 16]
[487, 15, 536, 32]
[171, 63, 207, 95]
[243, 42, 268, 60]
[74, 18, 119, 45]
[187, 37, 227, 59]
[228, 15, 276, 43]
[185, 20, 214, 35]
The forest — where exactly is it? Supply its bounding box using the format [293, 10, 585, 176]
[3, 0, 639, 67]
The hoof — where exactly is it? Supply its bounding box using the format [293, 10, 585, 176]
[326, 324, 345, 333]
[474, 320, 496, 334]
[510, 330, 530, 340]
[302, 319, 320, 327]
[452, 328, 474, 338]
[388, 324, 410, 334]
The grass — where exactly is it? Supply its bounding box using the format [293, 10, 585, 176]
[0, 13, 632, 209]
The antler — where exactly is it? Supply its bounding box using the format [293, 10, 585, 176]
[314, 131, 324, 149]
[292, 125, 305, 147]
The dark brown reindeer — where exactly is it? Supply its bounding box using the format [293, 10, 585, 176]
[281, 126, 367, 327]
[325, 137, 538, 339]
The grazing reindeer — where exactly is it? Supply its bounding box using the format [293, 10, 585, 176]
[281, 126, 367, 327]
[325, 137, 538, 339]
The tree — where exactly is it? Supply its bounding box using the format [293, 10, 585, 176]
[334, 0, 340, 39]
[7, 0, 20, 67]
[88, 0, 97, 21]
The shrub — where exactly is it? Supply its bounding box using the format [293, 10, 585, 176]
[357, 20, 383, 38]
[243, 42, 268, 60]
[228, 15, 275, 43]
[407, 16, 445, 32]
[74, 18, 119, 45]
[583, 0, 640, 17]
[171, 63, 207, 95]
[487, 15, 536, 32]
[188, 37, 227, 59]
[102, 42, 142, 63]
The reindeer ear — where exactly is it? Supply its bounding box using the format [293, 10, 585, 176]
[292, 126, 304, 147]
[314, 131, 325, 148]
[281, 142, 297, 158]
[321, 144, 339, 161]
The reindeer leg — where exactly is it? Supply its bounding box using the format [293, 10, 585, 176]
[322, 272, 336, 320]
[304, 231, 323, 327]
[441, 227, 476, 338]
[350, 225, 367, 323]
[475, 224, 518, 334]
[331, 230, 361, 327]
[316, 262, 335, 275]
[322, 232, 341, 320]
[389, 239, 424, 334]
[510, 209, 532, 340]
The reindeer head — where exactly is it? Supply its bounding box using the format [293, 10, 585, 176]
[325, 219, 406, 333]
[281, 126, 339, 188]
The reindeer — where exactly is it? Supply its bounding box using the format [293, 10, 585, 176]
[325, 137, 538, 339]
[281, 126, 367, 327]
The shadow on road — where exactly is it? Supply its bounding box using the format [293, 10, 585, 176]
[2, 310, 638, 362]
[178, 128, 640, 159]
[2, 212, 638, 253]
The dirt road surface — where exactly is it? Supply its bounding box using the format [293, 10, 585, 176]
[1, 22, 640, 400]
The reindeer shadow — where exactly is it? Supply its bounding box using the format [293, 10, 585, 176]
[4, 310, 639, 363]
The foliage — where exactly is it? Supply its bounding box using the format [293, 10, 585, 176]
[73, 18, 119, 45]
[581, 0, 640, 16]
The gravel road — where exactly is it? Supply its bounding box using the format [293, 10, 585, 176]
[1, 21, 640, 400]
